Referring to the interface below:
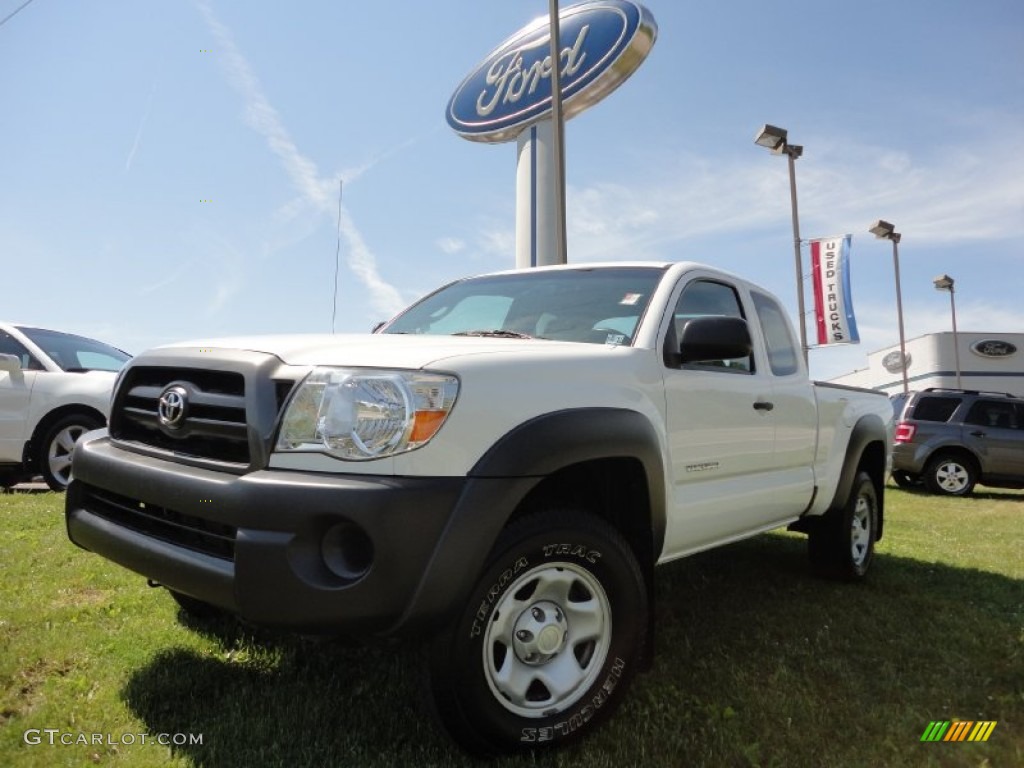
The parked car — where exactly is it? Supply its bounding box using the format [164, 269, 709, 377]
[0, 323, 130, 491]
[892, 387, 1024, 496]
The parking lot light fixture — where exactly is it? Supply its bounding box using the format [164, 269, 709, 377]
[755, 124, 807, 364]
[870, 220, 908, 393]
[933, 274, 962, 388]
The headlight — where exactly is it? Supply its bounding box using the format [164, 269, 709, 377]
[276, 368, 458, 460]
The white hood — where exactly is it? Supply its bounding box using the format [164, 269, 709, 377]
[155, 333, 613, 369]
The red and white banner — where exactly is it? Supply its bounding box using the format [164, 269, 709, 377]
[810, 235, 860, 346]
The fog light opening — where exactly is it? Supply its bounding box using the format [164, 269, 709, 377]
[321, 522, 374, 581]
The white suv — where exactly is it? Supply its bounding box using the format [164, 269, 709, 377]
[0, 323, 129, 491]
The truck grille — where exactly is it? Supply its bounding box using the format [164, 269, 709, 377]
[111, 367, 250, 465]
[81, 484, 236, 561]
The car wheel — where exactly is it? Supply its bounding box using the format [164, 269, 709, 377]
[40, 413, 102, 491]
[809, 470, 878, 581]
[891, 470, 920, 489]
[426, 509, 647, 755]
[923, 453, 976, 496]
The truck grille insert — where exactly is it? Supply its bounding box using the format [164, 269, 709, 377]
[82, 484, 236, 561]
[111, 367, 250, 465]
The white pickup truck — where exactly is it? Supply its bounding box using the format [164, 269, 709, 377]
[66, 262, 891, 754]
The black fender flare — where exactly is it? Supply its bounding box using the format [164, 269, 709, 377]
[827, 413, 888, 540]
[392, 408, 666, 634]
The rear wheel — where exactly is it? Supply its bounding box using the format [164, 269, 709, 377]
[809, 471, 878, 581]
[40, 413, 102, 491]
[426, 510, 647, 755]
[923, 453, 976, 496]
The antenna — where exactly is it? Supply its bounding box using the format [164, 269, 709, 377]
[331, 179, 343, 333]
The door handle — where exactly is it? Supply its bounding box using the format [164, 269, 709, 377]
[970, 430, 986, 437]
[753, 401, 774, 412]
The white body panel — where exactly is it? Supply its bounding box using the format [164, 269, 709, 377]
[140, 262, 891, 560]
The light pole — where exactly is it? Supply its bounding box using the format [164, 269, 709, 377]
[933, 274, 962, 389]
[755, 124, 807, 365]
[869, 220, 909, 393]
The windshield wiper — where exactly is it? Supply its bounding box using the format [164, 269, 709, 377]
[452, 329, 535, 339]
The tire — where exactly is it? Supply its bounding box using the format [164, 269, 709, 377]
[40, 413, 102, 492]
[891, 470, 920, 489]
[808, 471, 878, 581]
[923, 453, 976, 496]
[426, 510, 647, 755]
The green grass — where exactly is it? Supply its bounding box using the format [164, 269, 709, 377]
[1, 486, 1021, 767]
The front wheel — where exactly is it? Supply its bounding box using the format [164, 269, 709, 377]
[40, 413, 102, 491]
[426, 510, 647, 755]
[809, 471, 878, 581]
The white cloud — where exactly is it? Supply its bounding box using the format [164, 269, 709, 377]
[436, 236, 465, 255]
[556, 128, 1024, 265]
[195, 0, 406, 317]
[125, 76, 158, 172]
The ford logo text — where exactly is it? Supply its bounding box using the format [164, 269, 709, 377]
[970, 339, 1017, 358]
[447, 0, 656, 143]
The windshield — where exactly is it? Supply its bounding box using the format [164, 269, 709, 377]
[17, 326, 131, 372]
[381, 267, 665, 345]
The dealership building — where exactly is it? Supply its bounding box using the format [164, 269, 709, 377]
[829, 332, 1024, 398]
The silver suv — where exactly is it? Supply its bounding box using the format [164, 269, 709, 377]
[892, 388, 1024, 496]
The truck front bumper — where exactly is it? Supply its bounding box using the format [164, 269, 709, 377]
[66, 432, 524, 635]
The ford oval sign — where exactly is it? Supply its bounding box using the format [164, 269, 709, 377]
[882, 350, 911, 373]
[447, 0, 657, 143]
[971, 339, 1018, 358]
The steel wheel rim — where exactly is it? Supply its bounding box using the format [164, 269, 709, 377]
[936, 461, 968, 493]
[850, 494, 872, 566]
[482, 562, 611, 718]
[48, 425, 88, 487]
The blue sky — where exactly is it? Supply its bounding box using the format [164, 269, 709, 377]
[2, 0, 1022, 381]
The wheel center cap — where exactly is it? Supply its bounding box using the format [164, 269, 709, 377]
[512, 600, 568, 665]
[537, 625, 563, 654]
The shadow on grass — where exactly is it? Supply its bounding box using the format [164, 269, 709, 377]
[123, 535, 1022, 768]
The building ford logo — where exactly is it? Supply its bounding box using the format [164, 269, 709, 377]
[157, 385, 189, 429]
[882, 350, 911, 373]
[447, 0, 656, 143]
[971, 339, 1017, 358]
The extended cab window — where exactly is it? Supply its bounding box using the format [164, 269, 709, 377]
[669, 280, 752, 372]
[752, 291, 800, 376]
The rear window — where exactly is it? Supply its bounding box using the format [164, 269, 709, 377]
[910, 396, 961, 422]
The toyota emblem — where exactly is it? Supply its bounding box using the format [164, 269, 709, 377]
[158, 386, 189, 429]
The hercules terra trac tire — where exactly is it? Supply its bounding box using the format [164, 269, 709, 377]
[426, 509, 647, 755]
[808, 470, 878, 581]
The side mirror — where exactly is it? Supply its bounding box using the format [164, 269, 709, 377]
[678, 316, 752, 364]
[370, 321, 386, 333]
[0, 353, 21, 373]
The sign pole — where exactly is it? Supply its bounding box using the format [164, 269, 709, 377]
[547, 0, 568, 266]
